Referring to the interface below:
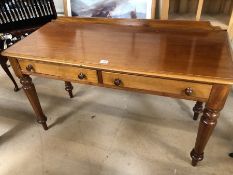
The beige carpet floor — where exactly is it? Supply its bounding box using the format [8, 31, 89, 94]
[0, 67, 233, 175]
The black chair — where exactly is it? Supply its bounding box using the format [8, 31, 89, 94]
[0, 0, 74, 97]
[0, 0, 57, 91]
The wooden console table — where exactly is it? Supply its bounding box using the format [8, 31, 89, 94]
[2, 17, 233, 166]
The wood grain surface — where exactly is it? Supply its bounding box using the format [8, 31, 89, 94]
[102, 71, 212, 100]
[2, 17, 233, 84]
[19, 60, 98, 84]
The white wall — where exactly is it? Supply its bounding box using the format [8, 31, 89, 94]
[54, 0, 64, 14]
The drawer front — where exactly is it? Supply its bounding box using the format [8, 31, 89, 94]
[102, 72, 212, 99]
[19, 60, 98, 84]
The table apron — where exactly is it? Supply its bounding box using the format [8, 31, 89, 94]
[18, 59, 212, 102]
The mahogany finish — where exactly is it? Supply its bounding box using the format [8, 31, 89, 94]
[20, 75, 48, 130]
[4, 17, 233, 84]
[2, 17, 233, 166]
[18, 59, 99, 84]
[102, 71, 212, 101]
[191, 85, 231, 166]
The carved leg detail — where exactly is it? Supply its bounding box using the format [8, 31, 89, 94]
[190, 149, 204, 166]
[20, 75, 48, 130]
[190, 108, 219, 166]
[193, 101, 203, 120]
[65, 81, 74, 98]
[190, 85, 230, 166]
[0, 57, 19, 92]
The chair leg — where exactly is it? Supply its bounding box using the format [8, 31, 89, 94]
[193, 101, 203, 120]
[65, 81, 74, 98]
[0, 57, 19, 92]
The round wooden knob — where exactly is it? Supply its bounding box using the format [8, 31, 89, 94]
[26, 64, 34, 72]
[114, 79, 122, 86]
[185, 87, 193, 96]
[78, 73, 86, 80]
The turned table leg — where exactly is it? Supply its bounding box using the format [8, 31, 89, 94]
[190, 85, 230, 166]
[65, 81, 74, 98]
[20, 75, 48, 130]
[193, 101, 203, 120]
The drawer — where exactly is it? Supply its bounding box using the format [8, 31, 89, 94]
[19, 60, 98, 84]
[102, 71, 212, 99]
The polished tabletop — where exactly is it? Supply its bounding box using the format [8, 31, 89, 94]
[3, 17, 233, 84]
